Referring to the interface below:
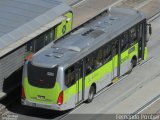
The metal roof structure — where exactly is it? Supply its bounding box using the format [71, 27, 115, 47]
[31, 7, 146, 68]
[0, 0, 71, 57]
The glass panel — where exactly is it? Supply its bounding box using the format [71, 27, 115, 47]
[129, 27, 137, 44]
[121, 33, 129, 52]
[65, 65, 76, 87]
[26, 40, 34, 53]
[86, 55, 94, 75]
[28, 62, 58, 88]
[137, 23, 143, 39]
[103, 43, 112, 63]
[44, 29, 54, 45]
[34, 35, 45, 52]
[94, 49, 103, 69]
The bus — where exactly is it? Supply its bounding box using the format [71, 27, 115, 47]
[0, 0, 73, 97]
[22, 7, 152, 111]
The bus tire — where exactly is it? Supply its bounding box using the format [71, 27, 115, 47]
[129, 57, 137, 73]
[86, 85, 96, 103]
[131, 57, 137, 68]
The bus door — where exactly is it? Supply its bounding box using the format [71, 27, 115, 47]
[75, 60, 84, 104]
[55, 12, 73, 39]
[138, 23, 144, 60]
[120, 33, 129, 76]
[112, 40, 119, 79]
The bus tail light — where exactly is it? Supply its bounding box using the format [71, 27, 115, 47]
[21, 86, 26, 100]
[57, 91, 63, 106]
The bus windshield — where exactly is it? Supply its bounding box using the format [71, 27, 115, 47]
[27, 62, 58, 88]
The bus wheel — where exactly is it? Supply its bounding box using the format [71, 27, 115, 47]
[86, 85, 96, 103]
[131, 57, 137, 68]
[129, 57, 137, 73]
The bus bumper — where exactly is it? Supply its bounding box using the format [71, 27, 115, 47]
[21, 99, 66, 111]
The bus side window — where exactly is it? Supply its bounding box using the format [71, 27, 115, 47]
[34, 35, 45, 52]
[75, 61, 83, 80]
[94, 49, 103, 69]
[103, 43, 111, 63]
[129, 27, 137, 44]
[26, 40, 35, 53]
[86, 55, 94, 75]
[44, 29, 54, 45]
[34, 28, 55, 52]
[120, 32, 129, 52]
[137, 23, 143, 39]
[112, 40, 118, 56]
[65, 65, 76, 87]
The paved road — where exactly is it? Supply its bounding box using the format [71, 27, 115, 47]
[64, 0, 82, 6]
[140, 99, 160, 114]
[64, 0, 119, 27]
[72, 0, 121, 28]
[137, 16, 160, 116]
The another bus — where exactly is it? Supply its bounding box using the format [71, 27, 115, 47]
[22, 7, 151, 111]
[0, 0, 73, 97]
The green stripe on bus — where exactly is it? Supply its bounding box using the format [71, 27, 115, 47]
[121, 43, 138, 65]
[144, 47, 148, 60]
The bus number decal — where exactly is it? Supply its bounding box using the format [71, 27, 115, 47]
[128, 46, 135, 54]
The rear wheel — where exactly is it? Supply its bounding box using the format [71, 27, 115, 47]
[86, 86, 95, 103]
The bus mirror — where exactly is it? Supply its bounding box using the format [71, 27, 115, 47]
[147, 24, 152, 35]
[149, 25, 152, 35]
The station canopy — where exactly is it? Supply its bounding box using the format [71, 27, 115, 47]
[0, 0, 71, 57]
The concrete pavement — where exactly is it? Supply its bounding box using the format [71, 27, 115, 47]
[72, 0, 121, 28]
[139, 0, 160, 19]
[140, 99, 160, 114]
[106, 59, 160, 114]
[68, 0, 160, 28]
[63, 0, 82, 6]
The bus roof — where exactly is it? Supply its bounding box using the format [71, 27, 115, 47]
[0, 0, 71, 58]
[31, 7, 146, 68]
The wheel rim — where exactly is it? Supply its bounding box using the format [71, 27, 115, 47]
[89, 87, 94, 101]
[132, 60, 137, 68]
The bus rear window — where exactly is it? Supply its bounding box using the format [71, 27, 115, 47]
[27, 62, 58, 88]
